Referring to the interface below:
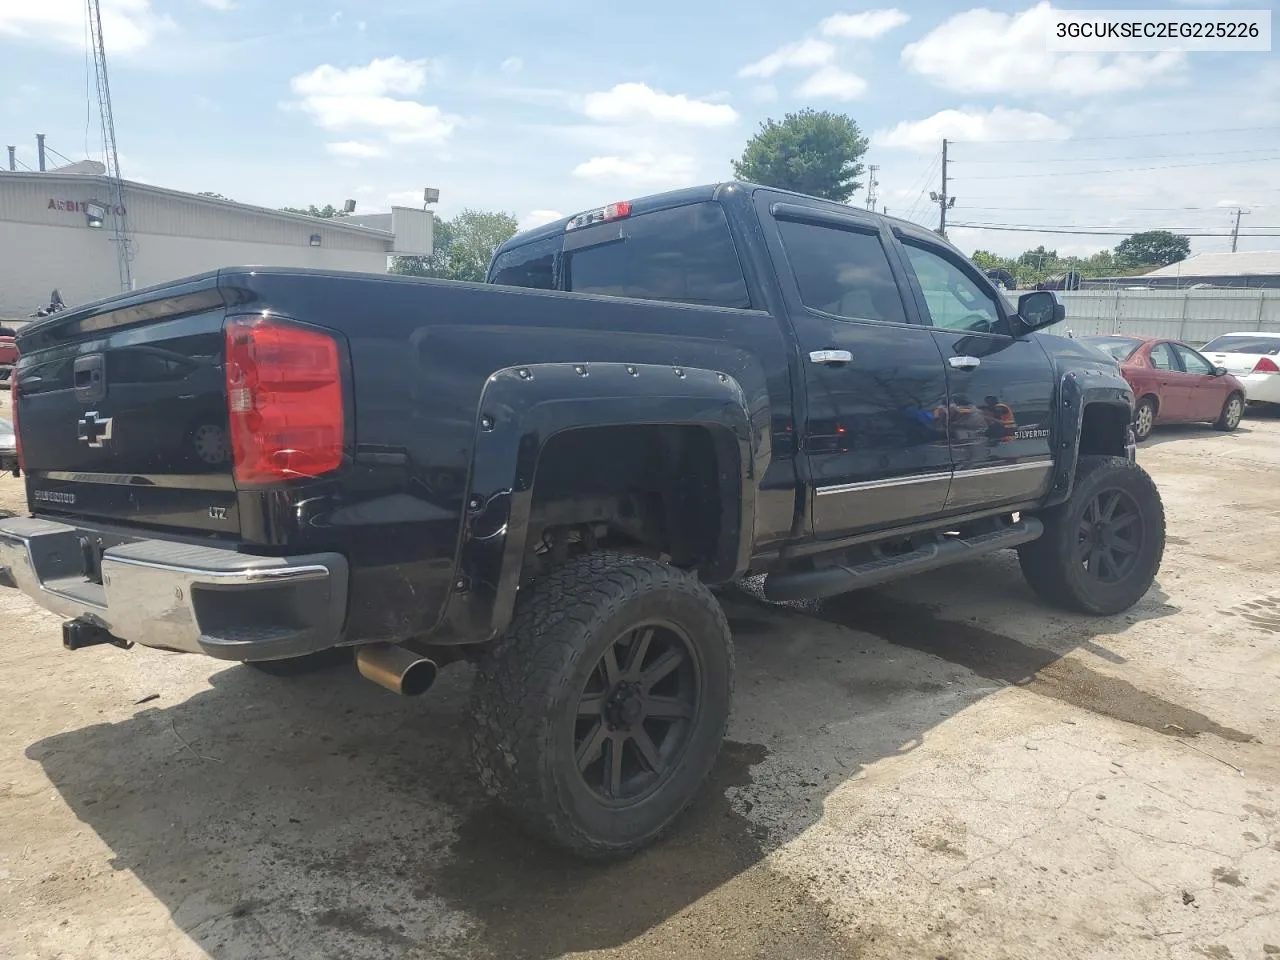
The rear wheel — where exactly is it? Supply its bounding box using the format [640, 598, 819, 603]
[1133, 397, 1156, 441]
[1214, 392, 1244, 432]
[1018, 455, 1165, 615]
[470, 552, 733, 859]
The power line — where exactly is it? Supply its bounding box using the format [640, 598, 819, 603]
[958, 205, 1270, 213]
[951, 147, 1280, 165]
[44, 145, 78, 166]
[903, 150, 942, 223]
[955, 156, 1280, 181]
[948, 124, 1280, 145]
[950, 223, 1280, 237]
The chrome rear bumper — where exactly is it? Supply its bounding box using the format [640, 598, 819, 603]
[0, 516, 348, 661]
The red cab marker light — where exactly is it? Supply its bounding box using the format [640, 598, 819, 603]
[565, 200, 633, 232]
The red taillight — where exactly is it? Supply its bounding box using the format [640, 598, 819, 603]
[224, 315, 345, 486]
[1253, 357, 1280, 374]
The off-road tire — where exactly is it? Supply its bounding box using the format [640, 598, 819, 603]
[1214, 391, 1244, 432]
[1018, 455, 1165, 615]
[246, 647, 352, 676]
[1133, 397, 1157, 442]
[469, 552, 734, 860]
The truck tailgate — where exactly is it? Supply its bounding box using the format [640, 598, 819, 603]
[14, 282, 237, 536]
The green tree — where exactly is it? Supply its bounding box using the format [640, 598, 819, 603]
[731, 109, 869, 202]
[1114, 230, 1190, 270]
[390, 209, 518, 282]
[280, 204, 349, 219]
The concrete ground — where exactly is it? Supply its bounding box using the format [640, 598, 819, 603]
[1, 389, 1278, 960]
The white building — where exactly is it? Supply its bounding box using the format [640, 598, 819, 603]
[0, 170, 434, 317]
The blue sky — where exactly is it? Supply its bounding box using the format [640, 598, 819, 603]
[1, 0, 1278, 257]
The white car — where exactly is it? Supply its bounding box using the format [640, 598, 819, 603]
[1200, 332, 1280, 406]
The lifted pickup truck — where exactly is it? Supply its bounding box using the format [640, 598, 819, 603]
[0, 182, 1159, 858]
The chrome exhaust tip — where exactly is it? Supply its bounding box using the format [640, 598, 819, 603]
[355, 643, 438, 696]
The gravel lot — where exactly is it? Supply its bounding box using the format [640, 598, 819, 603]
[2, 387, 1279, 960]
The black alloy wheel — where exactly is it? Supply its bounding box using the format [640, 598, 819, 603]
[1076, 488, 1142, 585]
[573, 622, 700, 804]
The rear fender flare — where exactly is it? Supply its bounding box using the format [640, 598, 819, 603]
[440, 362, 759, 644]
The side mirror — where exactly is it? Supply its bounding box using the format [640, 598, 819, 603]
[1016, 291, 1065, 332]
[1213, 366, 1228, 377]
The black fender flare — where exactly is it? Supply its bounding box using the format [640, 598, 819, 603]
[437, 361, 760, 644]
[1042, 368, 1134, 507]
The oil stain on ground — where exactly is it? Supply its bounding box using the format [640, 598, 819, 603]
[811, 592, 1255, 744]
[435, 740, 860, 960]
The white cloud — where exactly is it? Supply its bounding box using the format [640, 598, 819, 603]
[751, 83, 779, 103]
[0, 0, 172, 54]
[501, 56, 523, 74]
[797, 65, 867, 100]
[520, 209, 564, 230]
[325, 140, 385, 159]
[199, 0, 234, 9]
[582, 83, 738, 127]
[572, 153, 697, 187]
[874, 107, 1071, 151]
[290, 58, 458, 145]
[902, 2, 1184, 95]
[292, 57, 431, 98]
[820, 9, 909, 39]
[386, 189, 427, 208]
[738, 39, 835, 79]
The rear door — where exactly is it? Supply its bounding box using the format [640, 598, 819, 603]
[757, 196, 952, 539]
[1170, 342, 1229, 422]
[1146, 341, 1186, 420]
[893, 232, 1056, 512]
[14, 289, 236, 535]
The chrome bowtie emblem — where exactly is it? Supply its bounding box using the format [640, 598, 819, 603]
[77, 411, 114, 448]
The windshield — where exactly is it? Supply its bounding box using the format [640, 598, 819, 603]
[1081, 337, 1142, 362]
[1201, 335, 1280, 355]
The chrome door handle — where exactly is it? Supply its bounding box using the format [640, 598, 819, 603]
[809, 350, 853, 364]
[948, 356, 981, 371]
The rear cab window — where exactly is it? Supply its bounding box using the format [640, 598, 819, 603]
[489, 202, 751, 309]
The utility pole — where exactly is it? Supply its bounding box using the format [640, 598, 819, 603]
[1230, 208, 1249, 253]
[865, 164, 879, 212]
[929, 138, 955, 237]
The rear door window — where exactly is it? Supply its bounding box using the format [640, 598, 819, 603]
[1149, 343, 1178, 371]
[565, 203, 750, 308]
[774, 219, 907, 324]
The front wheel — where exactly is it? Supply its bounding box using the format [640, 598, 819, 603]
[1018, 455, 1165, 615]
[1214, 392, 1244, 432]
[470, 552, 734, 859]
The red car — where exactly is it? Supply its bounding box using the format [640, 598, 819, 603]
[1081, 335, 1246, 441]
[0, 325, 17, 390]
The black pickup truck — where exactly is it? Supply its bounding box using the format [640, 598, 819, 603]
[0, 182, 1160, 858]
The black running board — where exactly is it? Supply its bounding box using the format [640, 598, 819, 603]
[763, 518, 1044, 602]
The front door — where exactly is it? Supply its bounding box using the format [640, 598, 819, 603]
[1170, 342, 1228, 422]
[758, 197, 951, 539]
[893, 232, 1057, 512]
